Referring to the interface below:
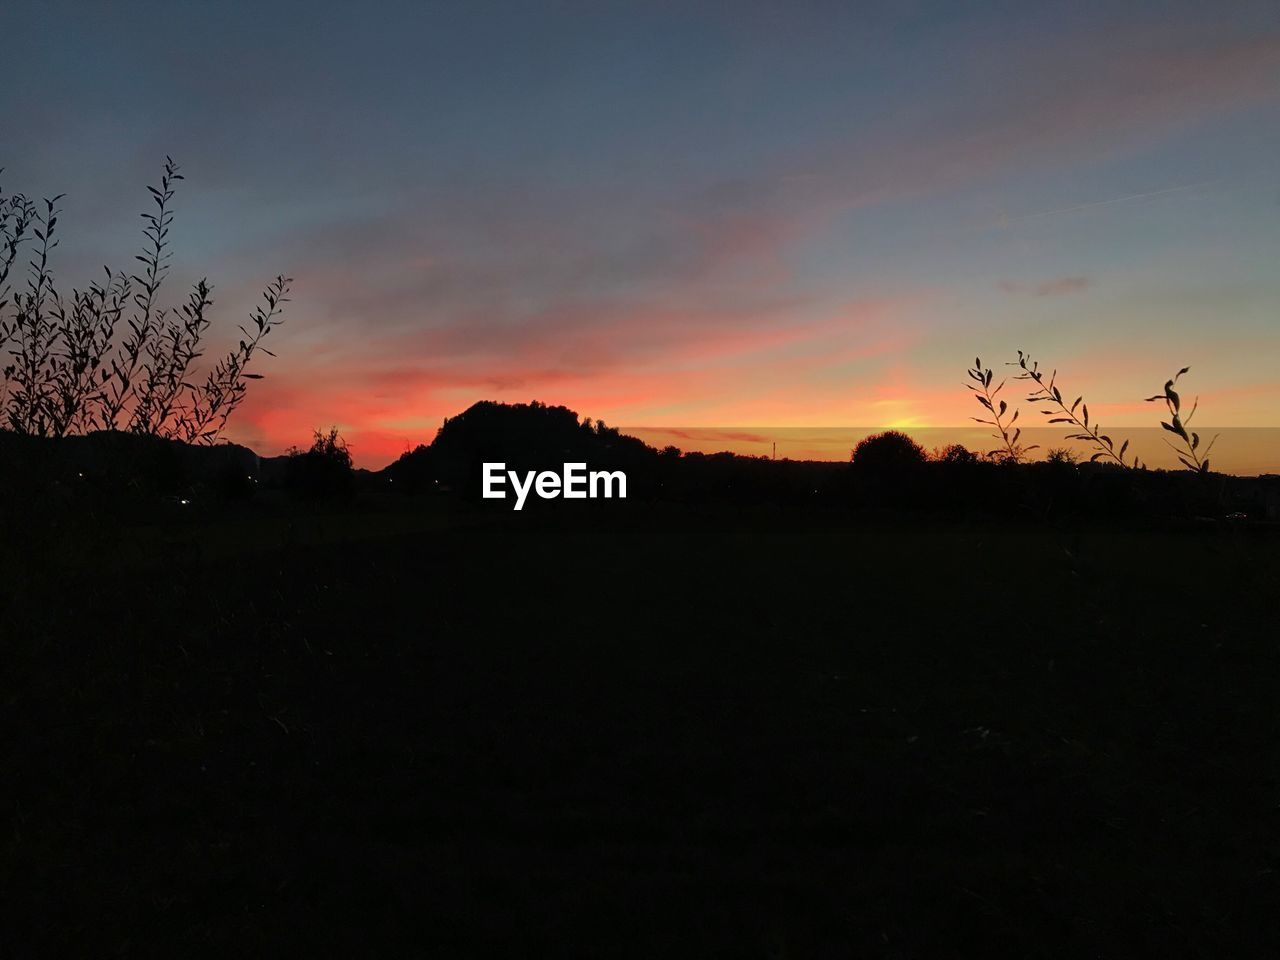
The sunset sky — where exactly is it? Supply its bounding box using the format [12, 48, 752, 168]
[6, 0, 1279, 467]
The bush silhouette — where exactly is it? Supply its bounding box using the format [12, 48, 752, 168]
[851, 431, 928, 471]
[936, 443, 978, 465]
[284, 427, 354, 498]
[0, 158, 290, 442]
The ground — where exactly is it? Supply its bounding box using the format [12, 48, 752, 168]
[3, 497, 1278, 956]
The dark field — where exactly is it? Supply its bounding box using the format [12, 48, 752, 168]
[4, 498, 1279, 957]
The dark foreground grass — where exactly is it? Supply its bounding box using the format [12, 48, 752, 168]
[3, 499, 1278, 957]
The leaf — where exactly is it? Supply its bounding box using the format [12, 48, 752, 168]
[998, 400, 1007, 416]
[1120, 439, 1129, 458]
[1071, 396, 1081, 413]
[1048, 418, 1071, 423]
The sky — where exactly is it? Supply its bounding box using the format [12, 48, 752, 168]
[4, 0, 1279, 468]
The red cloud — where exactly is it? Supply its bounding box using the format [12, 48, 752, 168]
[999, 277, 1091, 297]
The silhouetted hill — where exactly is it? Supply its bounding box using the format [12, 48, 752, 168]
[383, 400, 657, 494]
[0, 428, 262, 504]
[4, 410, 1279, 520]
[373, 400, 1280, 519]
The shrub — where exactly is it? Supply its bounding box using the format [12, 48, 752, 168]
[0, 158, 290, 443]
[851, 430, 928, 470]
[284, 428, 354, 498]
[935, 443, 979, 465]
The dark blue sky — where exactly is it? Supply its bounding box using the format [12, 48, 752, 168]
[4, 0, 1278, 463]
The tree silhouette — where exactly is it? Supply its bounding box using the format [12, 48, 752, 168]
[851, 430, 928, 470]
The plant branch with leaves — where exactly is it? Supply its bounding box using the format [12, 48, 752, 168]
[179, 274, 291, 445]
[1145, 366, 1216, 473]
[0, 157, 291, 443]
[966, 357, 1036, 462]
[1013, 350, 1141, 468]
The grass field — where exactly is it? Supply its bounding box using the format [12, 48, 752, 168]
[3, 498, 1278, 956]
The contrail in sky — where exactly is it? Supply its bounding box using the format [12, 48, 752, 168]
[998, 180, 1220, 226]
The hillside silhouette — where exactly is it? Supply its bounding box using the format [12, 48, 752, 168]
[385, 400, 655, 494]
[3, 400, 1279, 520]
[373, 401, 1277, 519]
